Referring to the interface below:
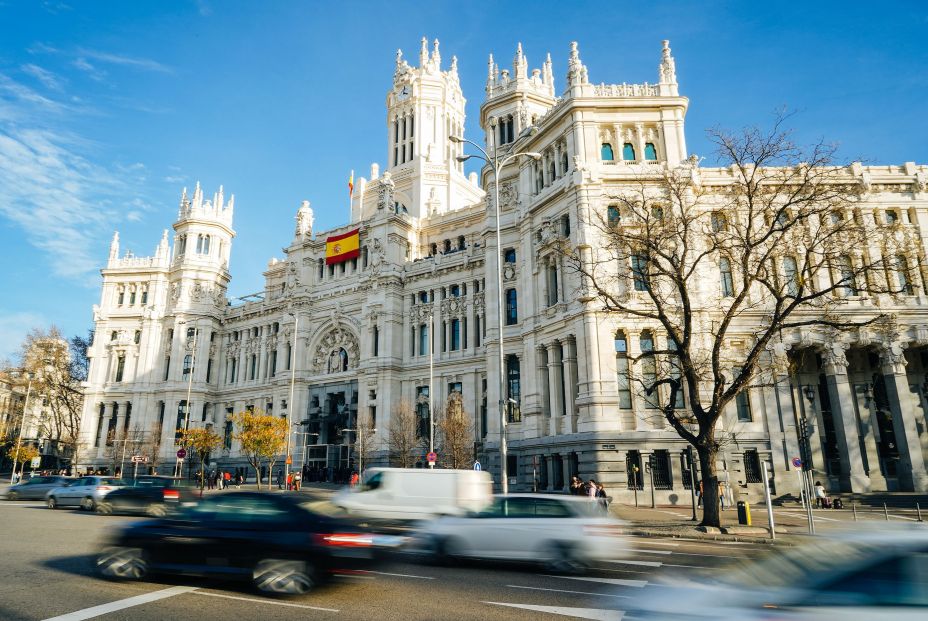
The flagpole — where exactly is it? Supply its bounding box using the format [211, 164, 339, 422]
[348, 169, 354, 217]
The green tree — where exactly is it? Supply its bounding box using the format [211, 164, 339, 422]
[179, 426, 223, 495]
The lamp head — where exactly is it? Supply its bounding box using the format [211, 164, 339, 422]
[456, 155, 474, 163]
[449, 135, 464, 143]
[526, 152, 542, 161]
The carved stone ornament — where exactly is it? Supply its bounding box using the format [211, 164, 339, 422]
[498, 181, 517, 209]
[503, 265, 517, 282]
[171, 283, 181, 302]
[286, 262, 300, 289]
[377, 173, 395, 211]
[312, 324, 361, 374]
[822, 343, 849, 371]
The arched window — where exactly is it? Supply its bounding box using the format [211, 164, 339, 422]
[720, 257, 734, 297]
[201, 235, 210, 255]
[561, 151, 569, 174]
[134, 330, 141, 344]
[711, 211, 727, 232]
[600, 143, 614, 161]
[622, 143, 636, 161]
[115, 356, 126, 383]
[615, 331, 632, 409]
[505, 288, 518, 325]
[548, 159, 556, 181]
[443, 239, 451, 253]
[457, 235, 466, 250]
[668, 337, 685, 409]
[783, 256, 799, 296]
[644, 143, 657, 161]
[837, 255, 858, 296]
[250, 354, 257, 380]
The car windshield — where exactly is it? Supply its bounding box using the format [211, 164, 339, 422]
[100, 478, 122, 485]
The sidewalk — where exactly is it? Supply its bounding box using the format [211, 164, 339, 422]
[609, 502, 795, 543]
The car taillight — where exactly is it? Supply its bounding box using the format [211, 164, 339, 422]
[96, 486, 112, 491]
[163, 489, 180, 500]
[314, 533, 373, 548]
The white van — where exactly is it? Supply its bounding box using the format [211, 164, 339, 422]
[332, 468, 492, 521]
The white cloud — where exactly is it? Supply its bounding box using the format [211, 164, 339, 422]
[21, 63, 65, 91]
[77, 48, 173, 74]
[0, 311, 46, 363]
[164, 174, 187, 183]
[0, 73, 146, 282]
[71, 57, 107, 81]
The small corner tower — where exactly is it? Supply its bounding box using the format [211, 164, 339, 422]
[481, 43, 557, 149]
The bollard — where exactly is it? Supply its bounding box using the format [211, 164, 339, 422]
[884, 502, 890, 521]
[918, 503, 923, 523]
[852, 501, 858, 522]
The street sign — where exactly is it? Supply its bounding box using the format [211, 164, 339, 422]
[791, 456, 803, 470]
[131, 455, 149, 464]
[426, 451, 437, 464]
[473, 461, 482, 471]
[176, 448, 187, 459]
[285, 455, 292, 465]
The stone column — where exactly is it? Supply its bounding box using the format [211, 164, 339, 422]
[545, 455, 555, 491]
[822, 345, 871, 492]
[536, 346, 550, 436]
[96, 403, 110, 457]
[880, 345, 928, 492]
[561, 454, 571, 492]
[547, 343, 564, 436]
[853, 383, 887, 490]
[114, 403, 126, 442]
[563, 337, 579, 434]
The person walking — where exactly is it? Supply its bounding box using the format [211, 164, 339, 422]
[276, 469, 283, 490]
[294, 470, 302, 491]
[596, 483, 609, 513]
[696, 479, 703, 507]
[569, 476, 585, 496]
[587, 479, 598, 501]
[718, 480, 727, 510]
[814, 481, 828, 509]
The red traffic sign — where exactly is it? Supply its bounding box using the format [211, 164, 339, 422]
[176, 448, 187, 459]
[426, 451, 437, 464]
[791, 456, 802, 469]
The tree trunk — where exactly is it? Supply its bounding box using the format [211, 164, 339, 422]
[697, 443, 721, 528]
[252, 464, 261, 490]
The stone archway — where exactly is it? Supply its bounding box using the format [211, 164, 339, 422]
[311, 324, 360, 375]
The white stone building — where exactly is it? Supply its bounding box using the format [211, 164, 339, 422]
[78, 38, 928, 501]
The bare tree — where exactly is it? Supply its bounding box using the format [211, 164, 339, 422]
[388, 398, 420, 468]
[557, 114, 890, 527]
[437, 393, 473, 469]
[354, 411, 377, 473]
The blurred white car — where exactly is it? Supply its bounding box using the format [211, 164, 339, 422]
[417, 493, 627, 572]
[624, 527, 928, 620]
[45, 476, 127, 511]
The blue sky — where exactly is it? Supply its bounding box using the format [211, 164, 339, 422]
[1, 1, 926, 361]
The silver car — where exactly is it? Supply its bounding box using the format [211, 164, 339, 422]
[4, 475, 71, 500]
[46, 476, 126, 511]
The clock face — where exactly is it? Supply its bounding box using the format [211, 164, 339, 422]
[397, 84, 410, 101]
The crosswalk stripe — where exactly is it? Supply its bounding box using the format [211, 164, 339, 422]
[485, 602, 623, 621]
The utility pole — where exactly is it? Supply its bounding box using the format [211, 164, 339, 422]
[286, 311, 299, 489]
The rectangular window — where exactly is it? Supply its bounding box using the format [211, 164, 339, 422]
[140, 290, 148, 305]
[505, 288, 518, 325]
[373, 326, 379, 356]
[450, 319, 460, 351]
[175, 401, 187, 443]
[720, 258, 734, 297]
[286, 343, 292, 370]
[230, 358, 237, 382]
[419, 324, 429, 357]
[615, 332, 632, 409]
[640, 333, 658, 409]
[448, 381, 462, 398]
[744, 449, 762, 484]
[736, 388, 753, 422]
[269, 351, 277, 376]
[115, 356, 126, 382]
[206, 358, 213, 383]
[651, 450, 673, 490]
[506, 355, 521, 422]
[163, 356, 170, 382]
[504, 248, 517, 263]
[631, 255, 649, 292]
[626, 451, 643, 490]
[223, 418, 233, 450]
[546, 263, 559, 306]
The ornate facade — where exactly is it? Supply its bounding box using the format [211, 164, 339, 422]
[78, 38, 928, 501]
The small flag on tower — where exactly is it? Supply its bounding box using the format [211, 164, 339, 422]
[348, 170, 354, 197]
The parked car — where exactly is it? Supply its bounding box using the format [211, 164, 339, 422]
[622, 527, 928, 620]
[45, 476, 127, 511]
[416, 493, 628, 573]
[95, 476, 196, 516]
[332, 467, 492, 521]
[5, 475, 71, 501]
[96, 492, 396, 595]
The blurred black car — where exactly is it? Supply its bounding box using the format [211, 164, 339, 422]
[96, 476, 195, 516]
[96, 492, 389, 594]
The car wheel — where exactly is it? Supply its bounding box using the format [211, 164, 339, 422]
[425, 535, 461, 565]
[47, 496, 58, 509]
[96, 547, 148, 580]
[253, 559, 315, 595]
[96, 502, 113, 515]
[145, 503, 166, 518]
[543, 542, 589, 575]
[81, 496, 96, 512]
[6, 491, 18, 501]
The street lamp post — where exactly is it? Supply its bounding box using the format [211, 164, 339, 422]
[285, 311, 300, 489]
[428, 305, 434, 469]
[450, 133, 540, 495]
[175, 319, 201, 478]
[9, 372, 35, 484]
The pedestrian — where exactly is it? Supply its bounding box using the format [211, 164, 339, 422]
[350, 471, 359, 487]
[224, 470, 231, 489]
[587, 479, 598, 501]
[696, 479, 703, 507]
[814, 481, 828, 509]
[596, 483, 609, 513]
[276, 469, 283, 490]
[718, 480, 727, 510]
[236, 472, 243, 488]
[294, 470, 302, 491]
[569, 476, 585, 496]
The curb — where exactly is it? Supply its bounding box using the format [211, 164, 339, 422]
[623, 528, 781, 545]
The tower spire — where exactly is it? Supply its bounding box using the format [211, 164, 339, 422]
[514, 42, 527, 80]
[108, 231, 120, 261]
[431, 38, 441, 69]
[419, 36, 428, 66]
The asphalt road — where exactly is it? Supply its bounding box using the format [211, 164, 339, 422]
[0, 496, 774, 621]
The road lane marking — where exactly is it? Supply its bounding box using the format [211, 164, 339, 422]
[192, 591, 339, 612]
[604, 559, 662, 567]
[629, 549, 672, 555]
[636, 549, 755, 559]
[42, 586, 198, 621]
[358, 570, 435, 580]
[630, 540, 679, 547]
[485, 602, 623, 620]
[507, 585, 631, 599]
[544, 575, 647, 587]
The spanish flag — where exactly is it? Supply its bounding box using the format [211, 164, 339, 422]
[348, 170, 354, 197]
[325, 228, 360, 265]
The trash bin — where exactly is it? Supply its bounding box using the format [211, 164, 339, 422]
[737, 500, 752, 525]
